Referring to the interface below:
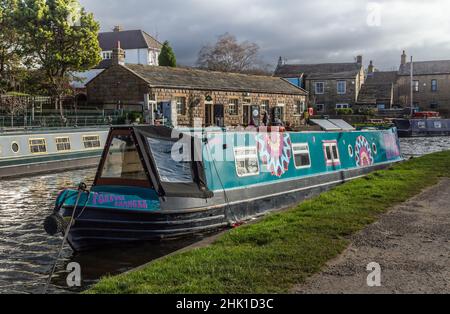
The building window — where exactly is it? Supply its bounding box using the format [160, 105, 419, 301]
[234, 147, 259, 177]
[315, 82, 325, 94]
[175, 97, 186, 115]
[323, 141, 340, 166]
[29, 138, 47, 154]
[55, 137, 71, 152]
[83, 135, 101, 149]
[102, 51, 112, 60]
[292, 143, 311, 169]
[336, 103, 350, 109]
[430, 102, 439, 109]
[413, 80, 419, 92]
[294, 100, 306, 115]
[337, 81, 346, 94]
[229, 99, 239, 115]
[431, 79, 438, 92]
[316, 104, 325, 112]
[261, 100, 269, 113]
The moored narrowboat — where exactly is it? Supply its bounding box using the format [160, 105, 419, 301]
[0, 128, 108, 179]
[394, 118, 450, 137]
[44, 124, 403, 251]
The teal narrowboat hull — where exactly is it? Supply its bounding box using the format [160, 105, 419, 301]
[45, 126, 404, 251]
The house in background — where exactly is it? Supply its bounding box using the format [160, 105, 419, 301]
[274, 56, 365, 114]
[70, 26, 162, 98]
[396, 51, 450, 116]
[356, 61, 397, 111]
[86, 44, 308, 128]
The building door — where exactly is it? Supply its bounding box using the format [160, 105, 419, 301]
[214, 105, 224, 127]
[243, 105, 251, 126]
[205, 103, 213, 126]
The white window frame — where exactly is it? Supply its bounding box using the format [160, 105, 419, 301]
[316, 104, 325, 112]
[294, 100, 306, 116]
[315, 82, 325, 94]
[413, 80, 420, 92]
[234, 147, 260, 178]
[29, 138, 47, 154]
[261, 99, 270, 113]
[175, 96, 186, 115]
[292, 143, 312, 170]
[83, 135, 101, 149]
[229, 99, 239, 116]
[323, 141, 341, 166]
[337, 81, 346, 94]
[102, 51, 112, 60]
[431, 79, 438, 92]
[336, 103, 350, 109]
[55, 137, 71, 152]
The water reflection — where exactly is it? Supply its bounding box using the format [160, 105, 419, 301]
[0, 137, 449, 294]
[0, 169, 205, 294]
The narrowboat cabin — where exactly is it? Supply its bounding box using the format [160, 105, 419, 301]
[44, 123, 403, 251]
[0, 128, 108, 179]
[394, 118, 450, 137]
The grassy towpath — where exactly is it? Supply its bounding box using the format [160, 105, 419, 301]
[87, 151, 450, 294]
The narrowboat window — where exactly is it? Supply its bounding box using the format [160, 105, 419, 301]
[292, 143, 311, 169]
[418, 121, 426, 129]
[372, 143, 378, 154]
[147, 137, 194, 183]
[55, 137, 71, 152]
[29, 139, 47, 154]
[83, 135, 101, 149]
[101, 135, 147, 181]
[434, 121, 442, 129]
[234, 147, 259, 177]
[11, 142, 19, 153]
[323, 141, 340, 166]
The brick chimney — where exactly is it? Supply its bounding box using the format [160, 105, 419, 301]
[112, 41, 125, 66]
[401, 50, 407, 66]
[356, 55, 363, 66]
[113, 25, 123, 32]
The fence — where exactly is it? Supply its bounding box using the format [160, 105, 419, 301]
[0, 95, 124, 128]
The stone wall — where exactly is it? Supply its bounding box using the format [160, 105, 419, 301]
[87, 65, 308, 127]
[304, 68, 364, 114]
[396, 74, 450, 116]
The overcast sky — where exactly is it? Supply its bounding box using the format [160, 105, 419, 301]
[79, 0, 450, 71]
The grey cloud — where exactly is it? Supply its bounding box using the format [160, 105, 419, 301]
[79, 0, 450, 70]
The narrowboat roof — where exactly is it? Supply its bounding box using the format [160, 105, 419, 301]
[0, 126, 110, 136]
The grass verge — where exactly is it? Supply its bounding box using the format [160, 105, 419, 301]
[87, 151, 450, 294]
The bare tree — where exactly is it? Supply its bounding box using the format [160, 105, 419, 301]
[197, 33, 267, 74]
[1, 95, 27, 127]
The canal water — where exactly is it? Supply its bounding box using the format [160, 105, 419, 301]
[0, 137, 449, 294]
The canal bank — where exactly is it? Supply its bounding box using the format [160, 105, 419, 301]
[87, 150, 450, 294]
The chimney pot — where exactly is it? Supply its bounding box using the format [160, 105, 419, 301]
[401, 50, 407, 66]
[113, 25, 123, 32]
[356, 55, 363, 66]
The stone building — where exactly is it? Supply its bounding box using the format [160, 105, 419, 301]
[274, 56, 365, 114]
[86, 46, 308, 127]
[396, 51, 450, 116]
[356, 61, 397, 110]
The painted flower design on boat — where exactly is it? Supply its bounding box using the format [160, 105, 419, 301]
[256, 132, 292, 177]
[355, 136, 374, 167]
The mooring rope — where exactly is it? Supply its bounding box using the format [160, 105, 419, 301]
[43, 184, 89, 294]
[205, 141, 239, 225]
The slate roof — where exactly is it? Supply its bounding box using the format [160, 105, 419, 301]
[274, 62, 362, 79]
[398, 60, 450, 76]
[122, 64, 307, 95]
[357, 71, 397, 105]
[98, 30, 162, 51]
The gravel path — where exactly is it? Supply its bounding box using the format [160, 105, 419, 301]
[294, 179, 450, 294]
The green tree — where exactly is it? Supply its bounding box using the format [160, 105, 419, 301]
[158, 41, 177, 67]
[0, 0, 22, 93]
[17, 0, 101, 116]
